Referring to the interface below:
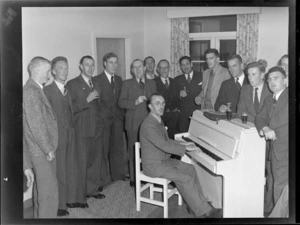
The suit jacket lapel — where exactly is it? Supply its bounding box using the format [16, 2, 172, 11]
[259, 83, 271, 110]
[272, 88, 288, 118]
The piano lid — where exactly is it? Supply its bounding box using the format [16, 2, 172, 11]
[188, 110, 241, 159]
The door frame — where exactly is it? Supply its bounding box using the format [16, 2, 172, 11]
[92, 33, 131, 79]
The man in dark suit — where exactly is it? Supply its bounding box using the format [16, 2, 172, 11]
[238, 60, 272, 123]
[66, 56, 106, 205]
[118, 59, 157, 186]
[195, 49, 231, 110]
[255, 66, 288, 216]
[23, 56, 58, 218]
[154, 59, 180, 139]
[43, 57, 79, 216]
[140, 94, 221, 218]
[144, 56, 159, 80]
[238, 60, 272, 215]
[215, 54, 249, 113]
[93, 52, 127, 185]
[173, 56, 202, 132]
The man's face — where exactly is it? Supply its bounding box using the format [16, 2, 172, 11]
[157, 61, 169, 79]
[180, 59, 193, 75]
[145, 58, 155, 74]
[80, 58, 95, 78]
[267, 71, 287, 94]
[228, 58, 243, 78]
[280, 57, 288, 75]
[104, 57, 118, 75]
[53, 61, 68, 83]
[149, 95, 165, 117]
[38, 62, 52, 85]
[132, 60, 145, 79]
[247, 67, 264, 88]
[206, 53, 219, 69]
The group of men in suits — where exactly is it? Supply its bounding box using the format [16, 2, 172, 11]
[23, 48, 288, 218]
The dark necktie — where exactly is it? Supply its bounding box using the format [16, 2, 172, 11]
[111, 76, 115, 91]
[273, 95, 277, 105]
[187, 74, 191, 84]
[236, 77, 241, 90]
[165, 79, 169, 88]
[254, 87, 260, 114]
[88, 79, 93, 89]
[63, 86, 67, 96]
[139, 79, 145, 90]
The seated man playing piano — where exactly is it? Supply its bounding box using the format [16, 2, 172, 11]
[139, 93, 222, 218]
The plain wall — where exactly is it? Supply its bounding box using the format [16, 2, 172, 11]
[257, 7, 289, 68]
[22, 7, 289, 85]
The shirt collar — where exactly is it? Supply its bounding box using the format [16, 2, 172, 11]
[54, 80, 65, 94]
[81, 74, 92, 85]
[33, 79, 44, 89]
[160, 76, 169, 83]
[274, 88, 286, 101]
[104, 70, 114, 83]
[185, 70, 194, 79]
[136, 77, 145, 83]
[151, 112, 161, 124]
[236, 73, 245, 85]
[145, 72, 157, 80]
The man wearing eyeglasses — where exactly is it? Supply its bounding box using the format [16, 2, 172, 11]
[255, 66, 288, 217]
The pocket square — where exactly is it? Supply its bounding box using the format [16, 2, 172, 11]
[198, 82, 202, 85]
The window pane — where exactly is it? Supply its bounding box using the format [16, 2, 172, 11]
[219, 39, 236, 61]
[190, 40, 210, 61]
[189, 15, 237, 33]
[192, 62, 208, 73]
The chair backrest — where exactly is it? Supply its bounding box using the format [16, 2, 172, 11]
[135, 142, 141, 174]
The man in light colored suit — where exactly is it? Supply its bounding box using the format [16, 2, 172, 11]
[23, 56, 58, 218]
[140, 94, 222, 218]
[118, 59, 157, 186]
[255, 66, 288, 217]
[195, 49, 231, 110]
[43, 57, 78, 216]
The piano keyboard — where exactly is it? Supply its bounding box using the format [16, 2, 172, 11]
[182, 136, 223, 161]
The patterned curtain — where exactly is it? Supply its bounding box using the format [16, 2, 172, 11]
[236, 14, 260, 66]
[170, 18, 190, 78]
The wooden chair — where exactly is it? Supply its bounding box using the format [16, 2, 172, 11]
[135, 142, 182, 218]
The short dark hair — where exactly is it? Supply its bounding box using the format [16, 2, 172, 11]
[144, 56, 155, 66]
[267, 66, 287, 78]
[51, 56, 68, 70]
[246, 59, 268, 73]
[147, 93, 164, 105]
[79, 55, 94, 65]
[205, 48, 220, 58]
[227, 54, 243, 64]
[179, 56, 191, 65]
[157, 59, 170, 68]
[103, 52, 118, 68]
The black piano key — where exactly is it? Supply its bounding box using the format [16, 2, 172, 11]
[182, 136, 223, 161]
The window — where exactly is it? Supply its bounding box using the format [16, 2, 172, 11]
[189, 15, 237, 73]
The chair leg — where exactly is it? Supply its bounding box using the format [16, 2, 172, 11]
[177, 191, 182, 206]
[150, 184, 154, 200]
[136, 180, 141, 211]
[163, 184, 168, 218]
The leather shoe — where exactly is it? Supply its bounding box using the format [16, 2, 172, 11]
[79, 203, 89, 208]
[130, 181, 135, 187]
[57, 209, 69, 216]
[202, 208, 222, 218]
[67, 203, 80, 208]
[98, 186, 103, 192]
[86, 193, 106, 199]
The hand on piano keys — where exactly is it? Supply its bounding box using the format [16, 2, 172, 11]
[186, 145, 202, 153]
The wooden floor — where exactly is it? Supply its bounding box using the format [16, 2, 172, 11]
[24, 180, 194, 219]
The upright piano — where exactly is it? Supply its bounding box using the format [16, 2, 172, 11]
[175, 110, 266, 218]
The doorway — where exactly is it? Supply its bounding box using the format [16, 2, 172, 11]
[96, 38, 126, 80]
